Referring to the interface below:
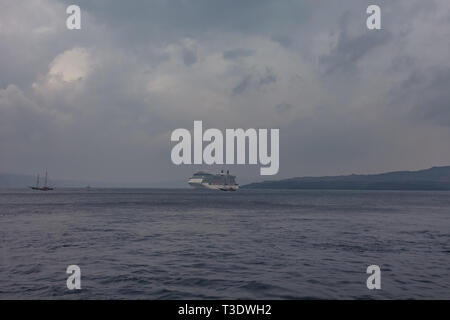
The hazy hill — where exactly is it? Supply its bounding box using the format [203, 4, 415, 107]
[243, 166, 450, 190]
[0, 174, 37, 188]
[0, 173, 186, 188]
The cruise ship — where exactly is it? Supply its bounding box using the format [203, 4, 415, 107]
[188, 170, 239, 191]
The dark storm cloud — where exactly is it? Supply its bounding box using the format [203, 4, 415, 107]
[232, 68, 277, 96]
[406, 68, 450, 126]
[320, 24, 391, 75]
[2, 0, 450, 184]
[275, 103, 294, 113]
[258, 68, 277, 86]
[57, 0, 313, 37]
[182, 48, 197, 66]
[223, 49, 255, 60]
[270, 34, 294, 48]
[232, 75, 252, 96]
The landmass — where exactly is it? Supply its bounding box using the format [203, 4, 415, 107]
[243, 166, 450, 190]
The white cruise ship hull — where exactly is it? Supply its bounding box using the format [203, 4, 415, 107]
[188, 178, 239, 191]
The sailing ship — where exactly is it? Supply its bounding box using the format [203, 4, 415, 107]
[29, 171, 54, 191]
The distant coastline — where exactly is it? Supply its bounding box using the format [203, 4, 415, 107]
[4, 166, 450, 190]
[0, 173, 185, 188]
[243, 166, 450, 190]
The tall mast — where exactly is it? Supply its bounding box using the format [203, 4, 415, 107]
[44, 170, 48, 187]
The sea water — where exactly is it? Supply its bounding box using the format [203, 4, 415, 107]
[0, 188, 449, 299]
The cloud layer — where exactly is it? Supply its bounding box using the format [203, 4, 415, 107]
[1, 0, 450, 185]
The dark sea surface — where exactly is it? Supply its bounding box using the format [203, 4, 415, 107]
[0, 188, 449, 299]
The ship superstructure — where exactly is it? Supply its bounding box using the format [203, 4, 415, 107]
[188, 170, 239, 191]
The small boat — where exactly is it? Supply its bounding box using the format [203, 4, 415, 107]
[29, 171, 54, 191]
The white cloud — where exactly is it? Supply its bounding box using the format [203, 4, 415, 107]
[49, 47, 91, 82]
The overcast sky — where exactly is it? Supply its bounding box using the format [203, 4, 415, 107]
[1, 0, 450, 186]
